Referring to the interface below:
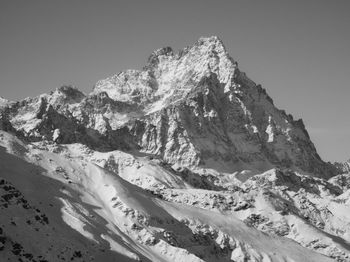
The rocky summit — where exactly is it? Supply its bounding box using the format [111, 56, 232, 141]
[0, 36, 349, 262]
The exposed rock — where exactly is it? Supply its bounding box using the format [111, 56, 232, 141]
[1, 36, 337, 178]
[0, 36, 347, 262]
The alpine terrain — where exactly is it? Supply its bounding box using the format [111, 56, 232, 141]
[0, 36, 349, 262]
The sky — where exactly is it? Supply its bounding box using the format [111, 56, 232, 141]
[0, 0, 349, 162]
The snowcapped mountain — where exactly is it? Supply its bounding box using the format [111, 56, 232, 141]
[0, 36, 349, 261]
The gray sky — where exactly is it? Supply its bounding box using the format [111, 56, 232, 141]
[0, 0, 349, 162]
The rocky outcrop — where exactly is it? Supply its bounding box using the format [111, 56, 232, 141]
[334, 160, 350, 174]
[0, 36, 337, 178]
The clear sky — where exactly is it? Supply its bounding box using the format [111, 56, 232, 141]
[0, 0, 349, 162]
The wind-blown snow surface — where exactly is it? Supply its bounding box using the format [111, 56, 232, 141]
[0, 36, 349, 261]
[0, 130, 345, 262]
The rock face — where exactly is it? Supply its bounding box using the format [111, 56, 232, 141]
[0, 36, 348, 262]
[1, 36, 336, 178]
[334, 160, 350, 174]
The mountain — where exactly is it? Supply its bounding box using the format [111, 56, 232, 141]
[0, 36, 349, 262]
[2, 36, 337, 178]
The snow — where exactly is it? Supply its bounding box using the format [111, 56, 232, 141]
[156, 200, 334, 262]
[52, 128, 60, 141]
[265, 117, 275, 142]
[0, 130, 347, 261]
[0, 96, 12, 108]
[101, 234, 140, 261]
[0, 36, 348, 261]
[60, 197, 98, 243]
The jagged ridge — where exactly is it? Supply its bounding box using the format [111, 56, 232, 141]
[0, 36, 337, 178]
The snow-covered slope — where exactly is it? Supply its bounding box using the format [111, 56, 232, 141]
[0, 130, 345, 262]
[0, 36, 348, 261]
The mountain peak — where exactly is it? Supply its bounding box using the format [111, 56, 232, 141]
[94, 37, 237, 106]
[50, 85, 86, 104]
[177, 36, 229, 63]
[1, 37, 349, 262]
[4, 37, 337, 178]
[196, 35, 226, 51]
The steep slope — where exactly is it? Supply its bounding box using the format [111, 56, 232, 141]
[1, 36, 336, 178]
[37, 140, 350, 261]
[0, 132, 138, 262]
[0, 131, 341, 262]
[0, 36, 348, 262]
